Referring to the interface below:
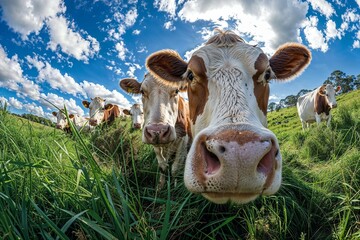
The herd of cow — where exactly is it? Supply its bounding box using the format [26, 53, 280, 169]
[52, 30, 341, 204]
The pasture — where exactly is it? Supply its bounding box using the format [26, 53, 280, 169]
[0, 90, 359, 239]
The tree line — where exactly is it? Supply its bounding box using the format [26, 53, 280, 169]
[268, 70, 360, 112]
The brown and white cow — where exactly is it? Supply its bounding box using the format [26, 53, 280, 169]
[82, 97, 120, 126]
[120, 73, 191, 189]
[123, 103, 144, 129]
[297, 84, 341, 129]
[146, 29, 311, 204]
[52, 109, 71, 133]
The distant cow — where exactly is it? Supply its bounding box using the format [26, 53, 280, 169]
[82, 97, 120, 126]
[297, 84, 341, 129]
[52, 110, 91, 132]
[123, 103, 144, 129]
[146, 29, 311, 204]
[120, 73, 191, 189]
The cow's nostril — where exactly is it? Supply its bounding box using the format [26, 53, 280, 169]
[202, 143, 221, 175]
[257, 144, 276, 176]
[219, 146, 226, 153]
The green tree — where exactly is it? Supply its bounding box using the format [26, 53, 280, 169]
[268, 102, 276, 112]
[284, 95, 297, 107]
[354, 74, 360, 90]
[325, 70, 354, 93]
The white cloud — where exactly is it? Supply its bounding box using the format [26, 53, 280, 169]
[47, 15, 100, 62]
[24, 102, 44, 117]
[154, 0, 177, 17]
[115, 41, 127, 61]
[0, 45, 41, 100]
[353, 40, 360, 48]
[40, 92, 84, 116]
[303, 16, 328, 52]
[132, 29, 141, 35]
[125, 62, 141, 78]
[307, 0, 334, 18]
[164, 21, 176, 31]
[8, 97, 23, 109]
[356, 0, 360, 8]
[124, 8, 138, 27]
[27, 56, 86, 97]
[178, 0, 308, 52]
[0, 0, 64, 39]
[81, 81, 131, 109]
[325, 19, 341, 40]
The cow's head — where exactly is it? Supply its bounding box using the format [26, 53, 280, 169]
[82, 97, 112, 126]
[146, 30, 311, 204]
[52, 110, 68, 129]
[319, 84, 341, 108]
[123, 104, 144, 129]
[120, 74, 187, 144]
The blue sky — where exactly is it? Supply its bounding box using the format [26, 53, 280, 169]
[0, 0, 360, 122]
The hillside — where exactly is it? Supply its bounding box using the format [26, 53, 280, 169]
[0, 90, 359, 239]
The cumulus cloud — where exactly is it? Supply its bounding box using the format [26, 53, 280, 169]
[178, 0, 308, 53]
[154, 0, 177, 17]
[81, 81, 131, 109]
[132, 29, 141, 35]
[307, 0, 334, 18]
[8, 97, 23, 109]
[24, 102, 44, 117]
[115, 41, 127, 61]
[47, 15, 100, 62]
[0, 0, 64, 39]
[40, 92, 84, 116]
[303, 16, 328, 52]
[125, 62, 141, 78]
[26, 56, 86, 97]
[0, 45, 41, 100]
[325, 20, 341, 40]
[164, 21, 176, 31]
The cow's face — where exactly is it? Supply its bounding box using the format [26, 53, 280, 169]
[82, 97, 106, 126]
[123, 104, 144, 129]
[52, 110, 68, 130]
[120, 74, 186, 144]
[320, 84, 341, 108]
[147, 30, 311, 204]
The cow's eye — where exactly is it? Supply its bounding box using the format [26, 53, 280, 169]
[175, 89, 179, 94]
[140, 89, 144, 94]
[187, 71, 194, 81]
[264, 70, 271, 82]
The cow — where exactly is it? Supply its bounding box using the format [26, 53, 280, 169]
[120, 73, 191, 189]
[146, 29, 311, 204]
[82, 97, 120, 126]
[52, 110, 91, 132]
[297, 84, 341, 130]
[123, 103, 144, 129]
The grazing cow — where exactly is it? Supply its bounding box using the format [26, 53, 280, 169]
[123, 103, 144, 129]
[146, 29, 311, 204]
[297, 84, 341, 129]
[120, 73, 191, 189]
[82, 97, 120, 126]
[52, 110, 91, 132]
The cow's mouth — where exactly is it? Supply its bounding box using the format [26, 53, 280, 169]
[202, 192, 260, 204]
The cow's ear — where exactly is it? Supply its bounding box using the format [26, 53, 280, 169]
[120, 78, 141, 94]
[146, 50, 188, 84]
[336, 86, 341, 92]
[82, 101, 90, 108]
[69, 114, 75, 119]
[52, 111, 57, 116]
[123, 109, 131, 115]
[269, 43, 311, 81]
[104, 103, 114, 111]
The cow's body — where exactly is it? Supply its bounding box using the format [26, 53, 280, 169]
[146, 29, 311, 204]
[297, 84, 340, 129]
[120, 74, 191, 189]
[123, 103, 144, 129]
[82, 97, 120, 126]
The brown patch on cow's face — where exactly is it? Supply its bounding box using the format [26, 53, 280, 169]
[211, 130, 261, 146]
[187, 55, 208, 124]
[175, 97, 192, 139]
[315, 91, 331, 115]
[253, 53, 270, 116]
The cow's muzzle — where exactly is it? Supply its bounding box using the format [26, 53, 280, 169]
[143, 123, 175, 144]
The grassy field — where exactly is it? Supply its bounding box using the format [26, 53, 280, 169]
[0, 90, 359, 239]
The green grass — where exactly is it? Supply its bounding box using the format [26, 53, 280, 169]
[0, 90, 359, 239]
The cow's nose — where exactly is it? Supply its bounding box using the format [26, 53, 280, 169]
[56, 124, 62, 129]
[134, 123, 142, 129]
[144, 123, 172, 144]
[332, 103, 337, 108]
[89, 119, 97, 126]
